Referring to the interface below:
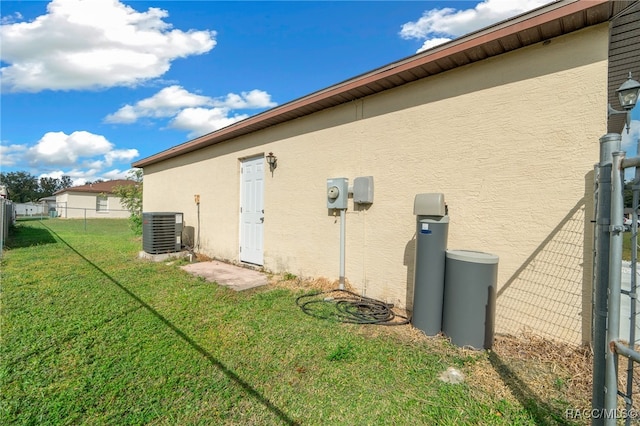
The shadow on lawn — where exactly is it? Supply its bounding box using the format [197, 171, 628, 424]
[41, 223, 299, 426]
[6, 222, 57, 249]
[488, 352, 572, 425]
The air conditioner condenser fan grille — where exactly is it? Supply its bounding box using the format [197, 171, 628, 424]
[142, 212, 183, 254]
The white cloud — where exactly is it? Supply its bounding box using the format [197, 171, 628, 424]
[215, 90, 278, 109]
[0, 143, 28, 167]
[0, 0, 216, 92]
[85, 148, 138, 169]
[101, 168, 131, 180]
[28, 131, 112, 166]
[25, 130, 140, 178]
[39, 168, 90, 186]
[400, 0, 552, 53]
[106, 86, 277, 124]
[1, 12, 23, 25]
[39, 167, 128, 186]
[417, 37, 453, 51]
[105, 149, 139, 166]
[104, 105, 139, 124]
[105, 85, 213, 123]
[39, 170, 66, 180]
[170, 107, 249, 138]
[105, 86, 277, 137]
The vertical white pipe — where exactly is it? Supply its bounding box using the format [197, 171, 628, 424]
[339, 208, 346, 290]
[605, 151, 625, 425]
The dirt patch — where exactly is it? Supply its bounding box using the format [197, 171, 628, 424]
[195, 252, 213, 262]
[492, 333, 592, 406]
[269, 273, 352, 292]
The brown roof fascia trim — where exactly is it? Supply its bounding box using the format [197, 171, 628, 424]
[307, 0, 608, 95]
[133, 0, 608, 168]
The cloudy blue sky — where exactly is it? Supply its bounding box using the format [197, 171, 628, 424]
[1, 0, 638, 185]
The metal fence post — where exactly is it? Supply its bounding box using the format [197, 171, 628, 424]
[605, 151, 625, 425]
[593, 133, 622, 421]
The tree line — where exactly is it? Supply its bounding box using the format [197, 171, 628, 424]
[0, 171, 77, 203]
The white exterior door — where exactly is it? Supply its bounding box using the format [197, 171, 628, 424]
[240, 156, 265, 265]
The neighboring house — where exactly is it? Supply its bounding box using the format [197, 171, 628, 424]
[54, 180, 135, 219]
[133, 0, 640, 345]
[39, 196, 57, 216]
[14, 202, 45, 217]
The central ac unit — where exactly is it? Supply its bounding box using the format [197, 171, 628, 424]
[142, 212, 183, 254]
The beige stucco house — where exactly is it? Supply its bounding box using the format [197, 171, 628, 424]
[55, 180, 135, 219]
[133, 0, 640, 345]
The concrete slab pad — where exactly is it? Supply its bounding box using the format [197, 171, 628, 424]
[139, 250, 191, 262]
[181, 261, 268, 291]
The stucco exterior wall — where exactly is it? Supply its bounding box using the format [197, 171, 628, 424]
[143, 25, 608, 345]
[56, 192, 130, 219]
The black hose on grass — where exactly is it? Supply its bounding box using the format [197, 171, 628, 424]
[296, 289, 410, 326]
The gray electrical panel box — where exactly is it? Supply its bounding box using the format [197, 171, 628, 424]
[327, 178, 348, 209]
[353, 176, 374, 204]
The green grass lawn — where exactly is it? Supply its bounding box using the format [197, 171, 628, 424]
[1, 219, 573, 425]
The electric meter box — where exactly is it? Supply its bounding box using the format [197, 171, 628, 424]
[353, 176, 374, 204]
[413, 193, 446, 216]
[327, 178, 348, 209]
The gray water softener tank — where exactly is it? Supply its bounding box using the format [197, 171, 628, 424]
[412, 193, 449, 336]
[442, 250, 499, 350]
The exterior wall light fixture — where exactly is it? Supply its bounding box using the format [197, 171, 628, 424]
[608, 72, 640, 134]
[266, 152, 277, 174]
